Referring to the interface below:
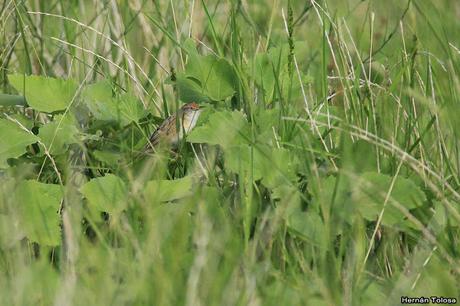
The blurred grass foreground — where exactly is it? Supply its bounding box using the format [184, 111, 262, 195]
[1, 0, 460, 305]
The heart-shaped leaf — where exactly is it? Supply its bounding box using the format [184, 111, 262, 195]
[187, 110, 249, 148]
[0, 119, 38, 168]
[81, 174, 128, 217]
[38, 114, 79, 155]
[82, 80, 147, 126]
[174, 48, 237, 102]
[15, 180, 63, 246]
[353, 172, 427, 228]
[8, 74, 78, 112]
[144, 176, 195, 203]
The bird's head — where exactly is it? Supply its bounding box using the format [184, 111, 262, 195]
[181, 102, 200, 112]
[180, 102, 202, 133]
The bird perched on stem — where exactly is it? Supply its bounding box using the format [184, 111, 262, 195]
[141, 102, 202, 154]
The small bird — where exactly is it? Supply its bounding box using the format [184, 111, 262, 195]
[142, 102, 202, 154]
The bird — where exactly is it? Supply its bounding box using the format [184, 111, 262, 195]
[141, 102, 202, 154]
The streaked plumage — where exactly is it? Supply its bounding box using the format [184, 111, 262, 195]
[142, 102, 201, 153]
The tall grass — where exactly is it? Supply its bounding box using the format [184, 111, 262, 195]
[1, 0, 459, 305]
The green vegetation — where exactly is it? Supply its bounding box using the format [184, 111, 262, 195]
[1, 0, 459, 304]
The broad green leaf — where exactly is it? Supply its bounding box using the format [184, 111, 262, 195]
[432, 201, 460, 228]
[261, 148, 298, 188]
[176, 74, 211, 103]
[38, 114, 79, 155]
[117, 93, 148, 125]
[81, 80, 116, 122]
[352, 172, 427, 228]
[82, 80, 113, 111]
[273, 184, 301, 215]
[273, 184, 313, 244]
[225, 145, 298, 189]
[253, 108, 280, 146]
[340, 137, 378, 174]
[15, 180, 63, 246]
[8, 113, 34, 129]
[0, 119, 38, 168]
[254, 108, 279, 133]
[309, 175, 354, 217]
[93, 150, 123, 166]
[82, 80, 147, 126]
[144, 176, 194, 203]
[350, 140, 378, 173]
[287, 209, 325, 245]
[8, 74, 77, 112]
[184, 54, 237, 101]
[187, 110, 249, 148]
[80, 174, 127, 216]
[225, 145, 268, 181]
[254, 50, 283, 101]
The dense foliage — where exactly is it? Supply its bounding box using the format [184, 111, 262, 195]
[1, 0, 459, 304]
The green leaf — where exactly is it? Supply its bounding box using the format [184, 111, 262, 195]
[350, 140, 378, 173]
[8, 113, 34, 129]
[93, 150, 123, 166]
[225, 145, 267, 181]
[82, 80, 113, 107]
[82, 80, 147, 126]
[352, 172, 427, 228]
[15, 180, 63, 246]
[184, 54, 237, 101]
[273, 184, 301, 215]
[308, 175, 354, 236]
[38, 114, 79, 155]
[252, 108, 281, 146]
[432, 201, 460, 228]
[0, 119, 38, 168]
[254, 45, 290, 101]
[117, 93, 148, 125]
[254, 108, 279, 133]
[187, 110, 249, 148]
[81, 80, 115, 122]
[144, 176, 195, 203]
[309, 175, 353, 215]
[176, 74, 211, 103]
[80, 174, 128, 216]
[287, 209, 325, 245]
[254, 54, 279, 102]
[225, 145, 298, 189]
[8, 74, 78, 112]
[261, 148, 298, 188]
